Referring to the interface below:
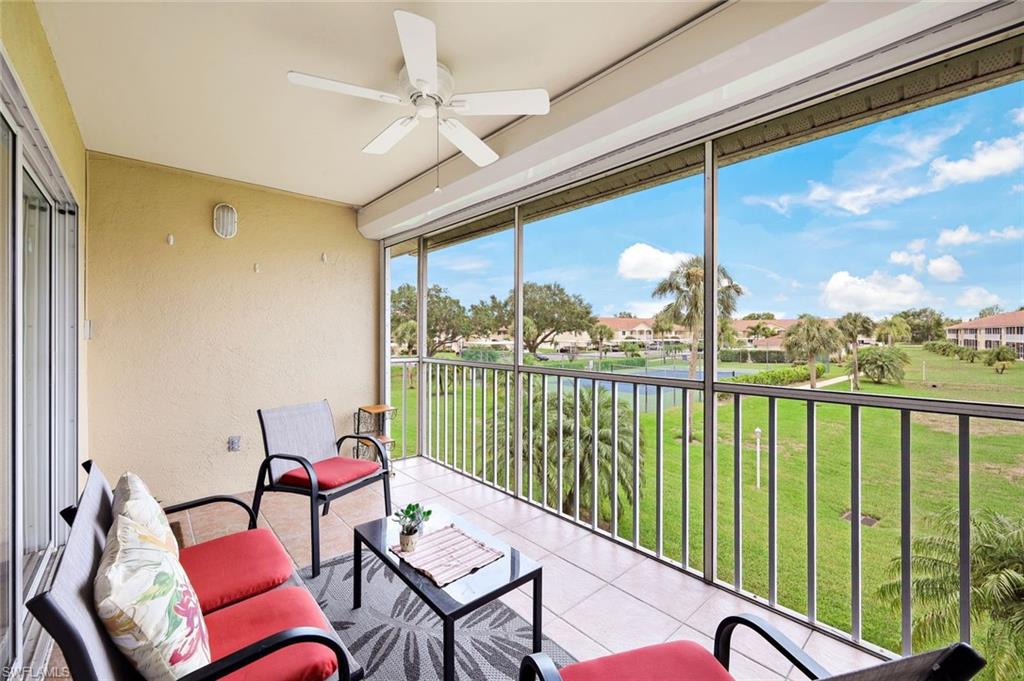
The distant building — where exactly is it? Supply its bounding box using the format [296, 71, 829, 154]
[945, 310, 1024, 358]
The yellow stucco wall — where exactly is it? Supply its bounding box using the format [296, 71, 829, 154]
[86, 152, 378, 502]
[0, 0, 86, 202]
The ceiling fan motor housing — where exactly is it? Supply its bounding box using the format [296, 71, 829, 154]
[400, 63, 455, 109]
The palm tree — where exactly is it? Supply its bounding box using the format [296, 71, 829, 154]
[652, 313, 675, 361]
[876, 315, 911, 345]
[590, 322, 614, 359]
[653, 256, 742, 435]
[836, 312, 875, 390]
[782, 314, 842, 388]
[879, 510, 1024, 680]
[748, 321, 777, 341]
[524, 384, 640, 526]
[856, 345, 910, 384]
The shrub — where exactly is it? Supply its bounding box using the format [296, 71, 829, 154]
[724, 363, 824, 386]
[858, 346, 910, 384]
[718, 348, 789, 364]
[460, 346, 501, 363]
[984, 346, 1017, 374]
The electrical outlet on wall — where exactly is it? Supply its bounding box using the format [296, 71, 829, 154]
[227, 436, 241, 452]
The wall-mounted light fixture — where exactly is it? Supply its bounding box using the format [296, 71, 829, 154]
[213, 203, 238, 239]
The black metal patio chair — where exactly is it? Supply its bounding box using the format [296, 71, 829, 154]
[253, 399, 392, 577]
[519, 613, 985, 681]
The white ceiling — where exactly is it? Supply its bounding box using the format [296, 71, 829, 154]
[37, 1, 717, 207]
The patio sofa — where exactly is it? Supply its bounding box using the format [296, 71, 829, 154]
[27, 460, 363, 681]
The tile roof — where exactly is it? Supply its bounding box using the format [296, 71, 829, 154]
[946, 309, 1024, 330]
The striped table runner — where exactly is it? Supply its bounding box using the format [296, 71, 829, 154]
[389, 524, 505, 587]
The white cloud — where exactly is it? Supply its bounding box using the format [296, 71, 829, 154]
[956, 286, 1001, 309]
[1012, 184, 1024, 193]
[989, 226, 1024, 241]
[889, 250, 926, 272]
[624, 300, 666, 318]
[927, 255, 964, 282]
[617, 243, 692, 281]
[907, 238, 927, 252]
[820, 270, 928, 314]
[929, 133, 1024, 186]
[937, 224, 983, 247]
[433, 254, 491, 273]
[1012, 108, 1024, 125]
[744, 127, 1024, 216]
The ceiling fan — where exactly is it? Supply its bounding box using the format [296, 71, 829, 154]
[287, 10, 550, 174]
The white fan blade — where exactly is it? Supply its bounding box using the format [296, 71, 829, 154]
[363, 116, 420, 155]
[447, 89, 550, 116]
[439, 119, 499, 167]
[288, 71, 403, 104]
[394, 11, 437, 94]
[287, 71, 404, 105]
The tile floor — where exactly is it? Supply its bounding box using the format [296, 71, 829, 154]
[158, 457, 886, 680]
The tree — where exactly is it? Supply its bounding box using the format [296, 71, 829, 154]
[468, 294, 509, 338]
[621, 341, 642, 358]
[424, 285, 470, 355]
[590, 323, 614, 358]
[856, 346, 910, 384]
[652, 313, 674, 339]
[742, 312, 776, 320]
[718, 319, 738, 349]
[879, 510, 1024, 680]
[984, 346, 1017, 374]
[747, 321, 778, 340]
[977, 305, 1003, 319]
[894, 308, 946, 343]
[390, 283, 418, 330]
[615, 311, 636, 318]
[525, 386, 642, 525]
[652, 256, 743, 435]
[959, 347, 980, 364]
[875, 315, 911, 345]
[393, 319, 417, 355]
[782, 314, 842, 389]
[837, 313, 875, 390]
[521, 282, 595, 356]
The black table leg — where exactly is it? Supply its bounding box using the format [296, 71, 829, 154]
[353, 535, 362, 609]
[443, 617, 455, 681]
[532, 572, 543, 653]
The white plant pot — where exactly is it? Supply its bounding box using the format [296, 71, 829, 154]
[400, 530, 419, 552]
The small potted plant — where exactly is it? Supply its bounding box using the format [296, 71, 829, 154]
[392, 502, 432, 552]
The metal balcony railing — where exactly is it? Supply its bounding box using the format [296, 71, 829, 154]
[404, 356, 1023, 659]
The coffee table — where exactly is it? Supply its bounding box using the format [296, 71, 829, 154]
[352, 506, 543, 681]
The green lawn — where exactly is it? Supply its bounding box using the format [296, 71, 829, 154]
[390, 346, 1022, 661]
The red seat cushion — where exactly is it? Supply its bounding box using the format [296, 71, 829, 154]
[278, 456, 381, 490]
[206, 586, 339, 681]
[179, 528, 293, 613]
[560, 641, 735, 681]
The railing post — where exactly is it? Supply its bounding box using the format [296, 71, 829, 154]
[900, 409, 912, 655]
[632, 385, 640, 548]
[768, 396, 778, 605]
[591, 380, 599, 532]
[611, 381, 619, 539]
[851, 404, 862, 643]
[573, 377, 581, 522]
[656, 386, 664, 558]
[733, 394, 742, 592]
[807, 400, 817, 624]
[959, 415, 971, 644]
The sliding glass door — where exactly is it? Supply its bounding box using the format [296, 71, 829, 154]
[0, 112, 14, 675]
[20, 172, 53, 594]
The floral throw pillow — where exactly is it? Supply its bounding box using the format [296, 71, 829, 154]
[95, 514, 210, 680]
[112, 472, 179, 557]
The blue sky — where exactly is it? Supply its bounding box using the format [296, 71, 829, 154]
[394, 81, 1023, 321]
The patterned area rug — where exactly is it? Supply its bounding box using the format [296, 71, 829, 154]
[300, 553, 576, 680]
